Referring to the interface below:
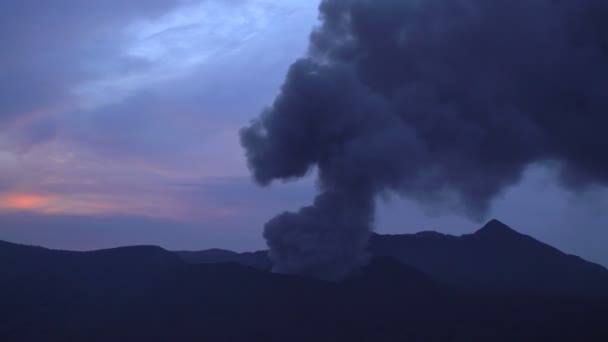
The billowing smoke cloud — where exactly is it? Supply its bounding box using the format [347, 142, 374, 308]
[241, 0, 608, 279]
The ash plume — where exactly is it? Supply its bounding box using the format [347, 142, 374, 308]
[240, 0, 608, 280]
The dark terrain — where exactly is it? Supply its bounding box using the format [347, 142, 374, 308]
[2, 220, 608, 341]
[178, 220, 608, 295]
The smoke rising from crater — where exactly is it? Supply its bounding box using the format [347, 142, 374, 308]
[240, 0, 608, 279]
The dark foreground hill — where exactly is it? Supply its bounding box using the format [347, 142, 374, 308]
[1, 221, 608, 341]
[179, 220, 608, 296]
[370, 219, 608, 295]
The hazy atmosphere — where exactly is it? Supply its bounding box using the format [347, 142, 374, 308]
[1, 0, 607, 268]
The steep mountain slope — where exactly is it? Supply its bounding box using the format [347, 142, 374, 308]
[369, 219, 608, 295]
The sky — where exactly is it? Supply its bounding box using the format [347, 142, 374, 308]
[1, 0, 607, 267]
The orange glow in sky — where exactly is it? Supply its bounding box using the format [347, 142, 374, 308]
[0, 191, 241, 222]
[0, 194, 54, 211]
[0, 193, 118, 216]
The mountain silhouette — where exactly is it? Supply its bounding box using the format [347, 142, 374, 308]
[1, 221, 608, 341]
[178, 220, 608, 296]
[370, 219, 608, 295]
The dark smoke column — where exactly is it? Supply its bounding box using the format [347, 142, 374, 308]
[240, 60, 418, 280]
[241, 0, 608, 280]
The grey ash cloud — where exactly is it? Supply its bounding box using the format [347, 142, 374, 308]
[240, 0, 608, 279]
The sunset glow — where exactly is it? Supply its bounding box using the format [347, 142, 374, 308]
[0, 193, 121, 217]
[0, 194, 54, 211]
[0, 190, 243, 223]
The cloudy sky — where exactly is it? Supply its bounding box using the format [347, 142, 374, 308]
[1, 0, 607, 266]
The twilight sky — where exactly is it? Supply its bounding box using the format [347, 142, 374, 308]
[1, 0, 607, 267]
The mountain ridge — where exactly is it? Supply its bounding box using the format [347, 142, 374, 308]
[173, 219, 608, 296]
[2, 219, 607, 296]
[370, 219, 608, 295]
[1, 220, 608, 341]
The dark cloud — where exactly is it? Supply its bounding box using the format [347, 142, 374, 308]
[61, 70, 252, 167]
[1, 0, 313, 169]
[0, 0, 189, 129]
[241, 0, 608, 279]
[66, 91, 201, 163]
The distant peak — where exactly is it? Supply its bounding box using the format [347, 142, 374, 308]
[474, 219, 519, 237]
